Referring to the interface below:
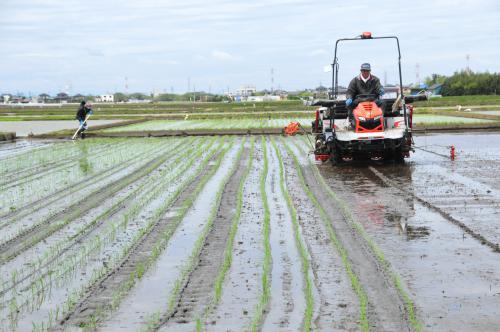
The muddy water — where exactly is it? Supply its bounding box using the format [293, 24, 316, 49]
[99, 141, 241, 331]
[206, 142, 265, 332]
[0, 120, 124, 136]
[261, 138, 306, 331]
[306, 132, 500, 331]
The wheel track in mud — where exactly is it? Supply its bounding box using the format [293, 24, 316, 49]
[159, 143, 250, 328]
[285, 138, 414, 332]
[0, 139, 183, 225]
[0, 140, 188, 264]
[368, 166, 500, 252]
[0, 138, 208, 302]
[56, 139, 234, 331]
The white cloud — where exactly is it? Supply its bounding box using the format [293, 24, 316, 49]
[211, 50, 237, 61]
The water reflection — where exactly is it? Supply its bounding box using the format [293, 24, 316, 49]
[319, 160, 430, 240]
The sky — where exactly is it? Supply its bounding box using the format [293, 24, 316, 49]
[0, 0, 499, 95]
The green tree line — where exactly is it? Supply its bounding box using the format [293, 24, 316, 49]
[425, 70, 500, 96]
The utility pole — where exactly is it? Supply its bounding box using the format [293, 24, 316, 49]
[466, 54, 471, 74]
[125, 77, 129, 94]
[415, 63, 420, 86]
[187, 77, 191, 95]
[384, 71, 387, 86]
[271, 68, 275, 94]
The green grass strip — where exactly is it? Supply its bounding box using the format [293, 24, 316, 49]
[282, 138, 369, 332]
[271, 138, 314, 331]
[249, 136, 271, 332]
[294, 136, 421, 331]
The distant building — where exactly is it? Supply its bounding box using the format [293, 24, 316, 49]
[38, 93, 51, 103]
[1, 94, 11, 103]
[55, 92, 70, 103]
[235, 86, 256, 97]
[95, 94, 114, 103]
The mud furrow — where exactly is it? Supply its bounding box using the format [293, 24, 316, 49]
[285, 139, 411, 331]
[160, 144, 250, 329]
[205, 142, 264, 332]
[261, 138, 306, 331]
[0, 146, 179, 264]
[278, 141, 359, 331]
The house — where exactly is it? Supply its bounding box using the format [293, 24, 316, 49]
[95, 94, 114, 103]
[54, 92, 70, 103]
[38, 93, 51, 103]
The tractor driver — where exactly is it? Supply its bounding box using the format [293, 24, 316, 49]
[345, 63, 385, 120]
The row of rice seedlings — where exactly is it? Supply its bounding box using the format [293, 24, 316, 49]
[249, 136, 271, 332]
[194, 137, 255, 330]
[0, 137, 200, 298]
[294, 136, 421, 331]
[106, 118, 313, 132]
[67, 137, 238, 331]
[282, 138, 370, 332]
[1, 138, 222, 329]
[0, 138, 215, 314]
[0, 138, 180, 226]
[137, 137, 243, 332]
[0, 138, 183, 237]
[0, 140, 129, 188]
[0, 139, 162, 217]
[271, 138, 314, 331]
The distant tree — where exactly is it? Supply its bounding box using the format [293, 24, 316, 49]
[424, 74, 447, 87]
[441, 70, 500, 96]
[114, 92, 128, 102]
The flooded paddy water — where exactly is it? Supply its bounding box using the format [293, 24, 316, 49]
[0, 132, 498, 331]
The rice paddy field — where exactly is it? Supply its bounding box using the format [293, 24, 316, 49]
[1, 132, 499, 332]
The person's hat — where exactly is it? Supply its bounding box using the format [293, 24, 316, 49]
[360, 63, 371, 71]
[80, 100, 86, 106]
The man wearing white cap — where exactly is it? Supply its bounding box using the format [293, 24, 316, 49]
[345, 63, 385, 118]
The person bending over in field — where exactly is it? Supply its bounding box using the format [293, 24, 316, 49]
[75, 101, 93, 139]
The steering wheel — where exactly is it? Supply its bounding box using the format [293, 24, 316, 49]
[354, 94, 377, 102]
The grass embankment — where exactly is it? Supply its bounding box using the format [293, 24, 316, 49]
[0, 132, 15, 141]
[0, 101, 311, 121]
[413, 95, 500, 107]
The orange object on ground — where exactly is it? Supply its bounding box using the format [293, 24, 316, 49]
[284, 122, 301, 136]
